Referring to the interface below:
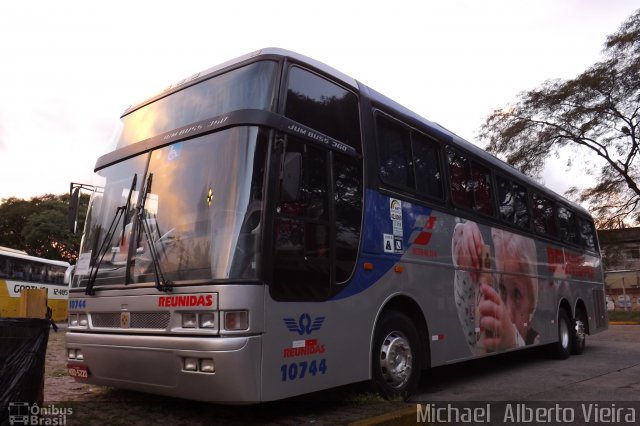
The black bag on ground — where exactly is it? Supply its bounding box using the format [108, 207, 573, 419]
[0, 318, 51, 425]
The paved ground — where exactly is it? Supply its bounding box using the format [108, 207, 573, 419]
[43, 329, 410, 425]
[38, 325, 639, 425]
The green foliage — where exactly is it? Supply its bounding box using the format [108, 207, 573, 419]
[0, 193, 89, 262]
[608, 310, 640, 322]
[479, 9, 640, 228]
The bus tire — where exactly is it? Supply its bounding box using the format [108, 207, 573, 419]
[551, 309, 572, 360]
[371, 311, 421, 400]
[571, 309, 587, 355]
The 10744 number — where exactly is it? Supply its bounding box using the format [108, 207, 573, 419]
[280, 359, 327, 382]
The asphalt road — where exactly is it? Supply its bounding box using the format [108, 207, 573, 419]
[39, 325, 640, 425]
[405, 325, 640, 426]
[413, 324, 640, 402]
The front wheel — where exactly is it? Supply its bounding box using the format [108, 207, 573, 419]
[371, 311, 422, 399]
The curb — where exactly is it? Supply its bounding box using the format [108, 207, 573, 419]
[350, 406, 415, 426]
[609, 321, 640, 325]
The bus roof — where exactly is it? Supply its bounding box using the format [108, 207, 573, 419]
[120, 47, 591, 218]
[0, 246, 70, 268]
[122, 48, 358, 117]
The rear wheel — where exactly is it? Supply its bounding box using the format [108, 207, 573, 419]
[371, 311, 422, 400]
[571, 309, 587, 355]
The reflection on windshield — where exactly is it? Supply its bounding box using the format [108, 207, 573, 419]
[73, 157, 147, 288]
[73, 127, 267, 289]
[117, 61, 277, 148]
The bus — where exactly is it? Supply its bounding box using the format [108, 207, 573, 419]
[66, 48, 607, 402]
[0, 246, 71, 322]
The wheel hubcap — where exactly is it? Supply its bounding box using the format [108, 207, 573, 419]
[575, 319, 585, 347]
[560, 318, 570, 349]
[379, 331, 413, 389]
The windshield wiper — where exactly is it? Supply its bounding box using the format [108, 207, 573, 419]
[86, 174, 137, 295]
[136, 173, 173, 292]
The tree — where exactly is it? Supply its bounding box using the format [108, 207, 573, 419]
[479, 9, 640, 228]
[0, 193, 88, 262]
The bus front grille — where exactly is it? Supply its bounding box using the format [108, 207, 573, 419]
[91, 312, 171, 329]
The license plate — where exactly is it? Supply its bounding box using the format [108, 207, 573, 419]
[67, 364, 89, 379]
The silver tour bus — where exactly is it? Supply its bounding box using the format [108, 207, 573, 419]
[66, 48, 607, 402]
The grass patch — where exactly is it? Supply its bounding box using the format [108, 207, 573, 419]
[608, 310, 640, 322]
[50, 367, 69, 377]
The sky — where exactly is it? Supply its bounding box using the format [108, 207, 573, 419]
[0, 0, 638, 202]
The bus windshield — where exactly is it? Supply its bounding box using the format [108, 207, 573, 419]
[116, 60, 278, 149]
[73, 126, 268, 289]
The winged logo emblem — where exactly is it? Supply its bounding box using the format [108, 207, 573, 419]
[283, 313, 325, 335]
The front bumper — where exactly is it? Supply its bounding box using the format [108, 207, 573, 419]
[65, 331, 262, 403]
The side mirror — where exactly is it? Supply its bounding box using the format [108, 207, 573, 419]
[280, 152, 302, 202]
[68, 186, 80, 233]
[68, 182, 95, 234]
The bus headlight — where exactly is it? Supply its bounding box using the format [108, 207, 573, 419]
[78, 314, 88, 327]
[70, 314, 79, 327]
[224, 311, 248, 331]
[182, 313, 197, 328]
[183, 358, 198, 371]
[199, 359, 215, 373]
[199, 313, 216, 328]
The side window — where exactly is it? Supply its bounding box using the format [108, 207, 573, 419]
[532, 193, 556, 237]
[0, 255, 8, 278]
[558, 206, 578, 244]
[497, 176, 530, 229]
[578, 217, 597, 251]
[376, 115, 414, 188]
[472, 162, 493, 216]
[285, 66, 361, 152]
[273, 138, 330, 300]
[447, 147, 494, 216]
[334, 153, 363, 283]
[447, 147, 472, 208]
[412, 132, 443, 199]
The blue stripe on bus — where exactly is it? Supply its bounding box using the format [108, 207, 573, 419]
[332, 190, 432, 300]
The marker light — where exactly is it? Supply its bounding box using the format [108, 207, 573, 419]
[224, 311, 248, 331]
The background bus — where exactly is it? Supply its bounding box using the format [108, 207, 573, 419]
[66, 48, 607, 402]
[0, 246, 70, 322]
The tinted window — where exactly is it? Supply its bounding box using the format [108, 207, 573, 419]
[497, 176, 529, 228]
[558, 206, 578, 244]
[119, 61, 278, 147]
[532, 193, 556, 236]
[472, 162, 493, 216]
[334, 154, 363, 282]
[273, 138, 330, 299]
[578, 217, 597, 251]
[272, 136, 363, 299]
[413, 132, 443, 199]
[447, 147, 494, 215]
[285, 66, 361, 152]
[447, 148, 472, 208]
[377, 116, 414, 188]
